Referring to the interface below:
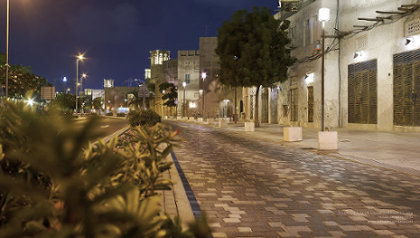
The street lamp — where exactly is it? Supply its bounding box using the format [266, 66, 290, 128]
[182, 81, 187, 117]
[80, 73, 87, 95]
[75, 54, 85, 114]
[201, 72, 207, 118]
[5, 0, 10, 98]
[318, 8, 330, 131]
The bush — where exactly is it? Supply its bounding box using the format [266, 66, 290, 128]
[116, 112, 126, 117]
[106, 112, 113, 116]
[0, 99, 210, 237]
[128, 109, 161, 127]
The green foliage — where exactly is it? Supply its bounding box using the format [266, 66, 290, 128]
[147, 83, 156, 96]
[116, 113, 126, 117]
[52, 92, 75, 111]
[0, 99, 211, 237]
[93, 97, 103, 110]
[106, 112, 114, 116]
[216, 7, 295, 88]
[128, 109, 161, 127]
[216, 7, 295, 126]
[159, 82, 178, 107]
[0, 54, 50, 99]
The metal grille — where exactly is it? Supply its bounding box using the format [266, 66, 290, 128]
[290, 88, 298, 122]
[406, 18, 420, 36]
[348, 59, 377, 124]
[307, 86, 314, 123]
[393, 49, 420, 126]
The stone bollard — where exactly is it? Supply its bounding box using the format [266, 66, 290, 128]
[318, 131, 338, 150]
[283, 127, 303, 142]
[244, 122, 255, 132]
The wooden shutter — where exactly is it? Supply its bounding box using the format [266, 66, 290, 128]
[348, 60, 377, 124]
[393, 49, 420, 126]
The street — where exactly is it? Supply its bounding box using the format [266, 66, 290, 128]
[167, 121, 420, 238]
[74, 116, 129, 139]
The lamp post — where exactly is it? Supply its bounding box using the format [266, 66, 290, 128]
[201, 72, 207, 118]
[182, 81, 187, 117]
[80, 73, 87, 95]
[318, 8, 330, 131]
[75, 54, 85, 113]
[5, 0, 10, 98]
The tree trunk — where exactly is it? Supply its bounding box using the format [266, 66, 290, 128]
[254, 86, 260, 127]
[234, 87, 237, 123]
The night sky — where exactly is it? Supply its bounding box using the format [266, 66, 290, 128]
[0, 0, 276, 91]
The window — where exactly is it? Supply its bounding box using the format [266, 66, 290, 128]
[185, 74, 190, 83]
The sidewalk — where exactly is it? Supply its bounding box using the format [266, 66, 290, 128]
[172, 118, 420, 177]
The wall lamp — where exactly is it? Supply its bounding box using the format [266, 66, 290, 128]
[405, 37, 414, 46]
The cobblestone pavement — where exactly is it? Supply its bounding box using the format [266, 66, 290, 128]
[167, 121, 420, 238]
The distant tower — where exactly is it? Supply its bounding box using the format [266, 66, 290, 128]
[150, 50, 170, 66]
[104, 79, 114, 88]
[145, 69, 151, 80]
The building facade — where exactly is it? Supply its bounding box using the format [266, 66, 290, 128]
[177, 50, 201, 118]
[275, 0, 420, 132]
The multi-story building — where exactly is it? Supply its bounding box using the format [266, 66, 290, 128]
[275, 0, 420, 132]
[149, 50, 171, 116]
[177, 50, 201, 117]
[199, 37, 233, 119]
[84, 89, 104, 101]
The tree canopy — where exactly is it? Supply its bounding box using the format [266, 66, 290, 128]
[159, 82, 178, 107]
[0, 54, 50, 99]
[216, 7, 295, 125]
[216, 7, 295, 87]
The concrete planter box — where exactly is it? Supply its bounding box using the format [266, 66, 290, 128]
[244, 122, 255, 132]
[283, 127, 303, 142]
[188, 117, 195, 122]
[197, 118, 204, 123]
[318, 131, 338, 150]
[218, 119, 227, 128]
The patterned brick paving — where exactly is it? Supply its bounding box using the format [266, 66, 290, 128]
[169, 122, 420, 238]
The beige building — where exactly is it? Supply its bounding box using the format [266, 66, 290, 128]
[149, 50, 171, 116]
[177, 50, 201, 118]
[269, 0, 420, 132]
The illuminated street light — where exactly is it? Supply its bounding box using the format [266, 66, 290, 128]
[75, 53, 85, 114]
[201, 72, 207, 118]
[318, 8, 330, 131]
[27, 98, 34, 107]
[5, 0, 10, 98]
[80, 73, 88, 94]
[182, 81, 187, 117]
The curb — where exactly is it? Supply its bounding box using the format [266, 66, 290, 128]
[102, 126, 130, 143]
[161, 152, 196, 228]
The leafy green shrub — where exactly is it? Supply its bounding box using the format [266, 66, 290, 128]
[0, 99, 210, 238]
[106, 112, 113, 116]
[128, 109, 161, 127]
[116, 112, 126, 117]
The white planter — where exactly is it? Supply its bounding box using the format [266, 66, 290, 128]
[244, 122, 255, 132]
[164, 116, 168, 120]
[283, 127, 303, 142]
[318, 131, 338, 150]
[188, 117, 195, 122]
[197, 118, 204, 123]
[218, 119, 227, 128]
